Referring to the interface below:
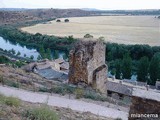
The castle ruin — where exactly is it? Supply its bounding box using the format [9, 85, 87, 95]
[68, 39, 107, 93]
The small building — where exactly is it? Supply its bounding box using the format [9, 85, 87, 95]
[54, 58, 69, 72]
[54, 58, 65, 64]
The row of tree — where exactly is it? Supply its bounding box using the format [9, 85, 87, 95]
[110, 52, 160, 85]
[0, 27, 76, 52]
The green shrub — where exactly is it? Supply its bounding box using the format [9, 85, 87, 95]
[39, 87, 49, 92]
[50, 86, 65, 95]
[49, 84, 76, 95]
[84, 33, 93, 38]
[23, 106, 59, 120]
[62, 84, 75, 94]
[75, 88, 84, 99]
[83, 91, 97, 100]
[84, 91, 107, 101]
[4, 96, 20, 107]
[4, 80, 20, 88]
[0, 94, 6, 104]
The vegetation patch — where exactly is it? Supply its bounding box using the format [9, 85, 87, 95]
[4, 79, 20, 88]
[0, 94, 20, 107]
[75, 88, 84, 99]
[23, 106, 59, 120]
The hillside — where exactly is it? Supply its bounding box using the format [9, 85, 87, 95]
[0, 9, 96, 25]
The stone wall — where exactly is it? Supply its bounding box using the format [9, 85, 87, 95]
[129, 96, 160, 120]
[68, 39, 107, 93]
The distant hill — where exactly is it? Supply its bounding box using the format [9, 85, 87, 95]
[0, 8, 28, 11]
[97, 9, 160, 15]
[81, 8, 100, 11]
[0, 8, 159, 25]
[0, 8, 96, 25]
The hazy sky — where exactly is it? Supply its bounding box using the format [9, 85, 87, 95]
[0, 0, 160, 10]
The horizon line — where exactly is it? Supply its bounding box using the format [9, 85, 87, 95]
[0, 7, 160, 11]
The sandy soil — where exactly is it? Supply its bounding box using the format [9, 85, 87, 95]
[21, 16, 160, 46]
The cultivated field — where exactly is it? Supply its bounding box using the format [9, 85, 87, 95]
[21, 16, 160, 46]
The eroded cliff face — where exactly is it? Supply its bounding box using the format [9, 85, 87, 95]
[68, 39, 107, 93]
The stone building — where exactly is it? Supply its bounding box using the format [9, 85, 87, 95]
[68, 39, 107, 93]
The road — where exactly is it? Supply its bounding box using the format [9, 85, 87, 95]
[0, 85, 128, 120]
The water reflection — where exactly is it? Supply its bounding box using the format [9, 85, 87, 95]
[0, 36, 66, 60]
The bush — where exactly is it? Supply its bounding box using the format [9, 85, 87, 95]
[0, 94, 6, 104]
[84, 91, 107, 101]
[4, 96, 20, 107]
[50, 86, 65, 95]
[83, 91, 97, 100]
[62, 84, 75, 94]
[75, 88, 84, 99]
[56, 19, 61, 22]
[39, 87, 49, 93]
[4, 80, 20, 88]
[23, 106, 59, 120]
[84, 34, 93, 38]
[64, 19, 69, 22]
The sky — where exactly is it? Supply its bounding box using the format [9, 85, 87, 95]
[0, 0, 160, 10]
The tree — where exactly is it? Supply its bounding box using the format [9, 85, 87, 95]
[84, 34, 93, 38]
[16, 51, 21, 56]
[0, 56, 9, 64]
[24, 54, 27, 57]
[64, 19, 69, 22]
[98, 36, 105, 43]
[63, 53, 67, 60]
[11, 49, 16, 55]
[37, 55, 42, 60]
[111, 68, 116, 76]
[30, 55, 34, 60]
[56, 19, 61, 22]
[149, 53, 160, 85]
[137, 56, 149, 82]
[39, 46, 45, 59]
[54, 50, 59, 59]
[115, 59, 122, 79]
[67, 35, 75, 43]
[122, 53, 132, 79]
[46, 48, 52, 60]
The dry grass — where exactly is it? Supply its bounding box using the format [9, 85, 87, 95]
[0, 93, 112, 120]
[21, 16, 160, 46]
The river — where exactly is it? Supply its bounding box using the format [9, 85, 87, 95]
[0, 36, 65, 60]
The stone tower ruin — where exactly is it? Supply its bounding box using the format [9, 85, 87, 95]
[68, 39, 107, 93]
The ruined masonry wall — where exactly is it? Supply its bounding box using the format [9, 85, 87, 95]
[69, 40, 107, 93]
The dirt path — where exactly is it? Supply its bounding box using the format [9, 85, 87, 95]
[0, 85, 128, 120]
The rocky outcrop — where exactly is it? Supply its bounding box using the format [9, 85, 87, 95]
[68, 39, 107, 93]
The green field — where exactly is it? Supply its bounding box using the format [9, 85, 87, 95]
[21, 16, 160, 46]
